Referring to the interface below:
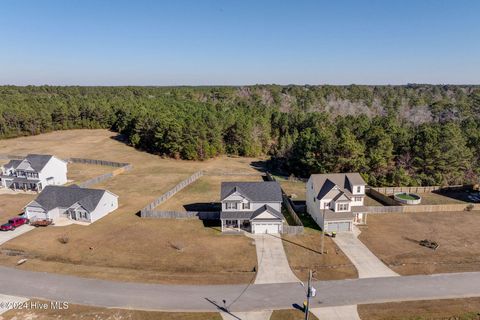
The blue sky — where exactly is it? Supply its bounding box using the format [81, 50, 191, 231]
[0, 0, 479, 85]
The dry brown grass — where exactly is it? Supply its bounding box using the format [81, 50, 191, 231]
[270, 309, 319, 320]
[282, 229, 358, 281]
[359, 211, 480, 275]
[358, 298, 480, 320]
[416, 192, 466, 205]
[0, 129, 262, 284]
[157, 174, 264, 211]
[1, 300, 221, 320]
[279, 181, 306, 201]
[0, 193, 35, 221]
[66, 163, 113, 185]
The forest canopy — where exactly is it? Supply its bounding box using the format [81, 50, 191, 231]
[0, 84, 479, 186]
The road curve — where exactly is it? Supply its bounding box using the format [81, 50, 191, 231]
[1, 267, 480, 312]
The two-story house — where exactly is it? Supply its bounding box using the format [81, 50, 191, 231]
[24, 185, 118, 223]
[306, 173, 367, 232]
[0, 154, 68, 192]
[220, 181, 284, 234]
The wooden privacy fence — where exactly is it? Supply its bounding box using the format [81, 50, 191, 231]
[140, 171, 204, 216]
[141, 210, 219, 220]
[265, 172, 304, 234]
[67, 158, 131, 168]
[372, 185, 465, 195]
[67, 157, 133, 188]
[0, 154, 23, 160]
[282, 225, 305, 235]
[366, 203, 480, 214]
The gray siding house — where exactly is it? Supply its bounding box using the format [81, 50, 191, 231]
[0, 154, 67, 191]
[306, 173, 367, 232]
[220, 181, 284, 234]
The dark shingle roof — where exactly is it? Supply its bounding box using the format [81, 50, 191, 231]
[25, 154, 54, 171]
[33, 185, 107, 212]
[4, 154, 57, 172]
[3, 159, 22, 169]
[312, 173, 366, 200]
[251, 205, 284, 220]
[220, 181, 282, 202]
[220, 204, 284, 221]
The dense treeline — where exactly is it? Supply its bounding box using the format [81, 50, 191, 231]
[0, 85, 479, 186]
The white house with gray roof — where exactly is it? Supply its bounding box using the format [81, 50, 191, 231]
[306, 173, 367, 232]
[24, 185, 118, 223]
[0, 154, 67, 192]
[220, 181, 284, 234]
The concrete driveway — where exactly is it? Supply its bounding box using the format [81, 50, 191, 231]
[333, 226, 398, 278]
[0, 225, 35, 246]
[249, 234, 299, 284]
[221, 310, 272, 320]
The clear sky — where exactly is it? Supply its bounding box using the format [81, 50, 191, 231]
[1, 0, 479, 85]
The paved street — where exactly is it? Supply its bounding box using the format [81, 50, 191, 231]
[0, 267, 479, 312]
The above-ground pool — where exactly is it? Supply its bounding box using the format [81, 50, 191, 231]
[394, 192, 422, 205]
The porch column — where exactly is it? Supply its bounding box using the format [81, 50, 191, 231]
[237, 219, 240, 231]
[221, 219, 224, 232]
[364, 213, 368, 225]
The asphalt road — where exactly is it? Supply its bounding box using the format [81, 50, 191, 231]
[0, 267, 480, 312]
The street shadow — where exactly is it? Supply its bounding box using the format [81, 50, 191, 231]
[204, 298, 241, 319]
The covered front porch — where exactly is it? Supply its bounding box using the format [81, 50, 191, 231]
[220, 219, 251, 232]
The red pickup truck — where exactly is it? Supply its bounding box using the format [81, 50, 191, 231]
[0, 217, 29, 231]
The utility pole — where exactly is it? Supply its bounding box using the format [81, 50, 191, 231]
[304, 269, 312, 320]
[320, 205, 326, 254]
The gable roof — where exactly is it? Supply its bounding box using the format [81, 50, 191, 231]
[24, 154, 55, 171]
[29, 185, 111, 212]
[3, 159, 22, 169]
[221, 181, 282, 202]
[310, 173, 366, 200]
[251, 205, 284, 220]
[220, 204, 284, 221]
[3, 154, 57, 172]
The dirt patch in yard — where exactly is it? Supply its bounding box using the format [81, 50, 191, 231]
[282, 229, 358, 281]
[0, 129, 260, 284]
[358, 211, 480, 275]
[1, 300, 221, 320]
[358, 297, 480, 320]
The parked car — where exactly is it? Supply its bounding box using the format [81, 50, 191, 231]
[0, 217, 29, 231]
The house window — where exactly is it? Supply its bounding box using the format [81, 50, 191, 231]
[356, 186, 361, 193]
[355, 197, 362, 202]
[226, 202, 237, 210]
[337, 203, 349, 211]
[242, 202, 250, 210]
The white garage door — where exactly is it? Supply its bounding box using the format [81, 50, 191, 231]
[327, 222, 351, 232]
[253, 223, 280, 234]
